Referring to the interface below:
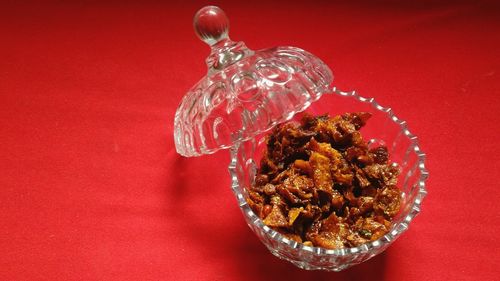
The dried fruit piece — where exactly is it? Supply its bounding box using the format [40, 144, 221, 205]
[309, 152, 333, 194]
[303, 241, 313, 246]
[313, 232, 346, 249]
[263, 205, 288, 227]
[255, 174, 269, 186]
[313, 213, 351, 249]
[281, 232, 303, 243]
[288, 207, 303, 226]
[263, 183, 276, 195]
[369, 146, 389, 164]
[363, 164, 400, 187]
[354, 217, 388, 241]
[293, 159, 311, 175]
[374, 185, 402, 217]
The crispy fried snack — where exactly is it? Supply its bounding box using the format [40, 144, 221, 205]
[248, 112, 402, 249]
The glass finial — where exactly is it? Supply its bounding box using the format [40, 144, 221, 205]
[193, 6, 229, 46]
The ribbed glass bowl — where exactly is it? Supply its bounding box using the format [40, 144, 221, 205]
[229, 88, 428, 271]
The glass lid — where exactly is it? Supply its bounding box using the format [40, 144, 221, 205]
[174, 6, 333, 157]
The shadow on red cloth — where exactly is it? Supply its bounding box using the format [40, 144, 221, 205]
[166, 153, 387, 280]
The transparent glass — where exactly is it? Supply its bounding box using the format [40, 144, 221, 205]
[174, 6, 428, 271]
[174, 6, 332, 157]
[229, 88, 428, 271]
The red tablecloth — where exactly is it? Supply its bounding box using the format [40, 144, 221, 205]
[1, 1, 499, 280]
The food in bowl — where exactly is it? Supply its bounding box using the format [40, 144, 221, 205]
[247, 112, 402, 249]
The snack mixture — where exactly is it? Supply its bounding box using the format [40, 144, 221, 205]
[247, 112, 402, 249]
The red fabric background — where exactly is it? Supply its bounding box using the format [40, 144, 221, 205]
[1, 1, 499, 280]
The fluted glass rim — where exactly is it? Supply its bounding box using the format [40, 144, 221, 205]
[228, 87, 428, 257]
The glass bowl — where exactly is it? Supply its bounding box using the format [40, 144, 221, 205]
[228, 87, 428, 271]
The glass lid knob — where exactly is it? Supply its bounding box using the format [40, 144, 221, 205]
[193, 6, 229, 46]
